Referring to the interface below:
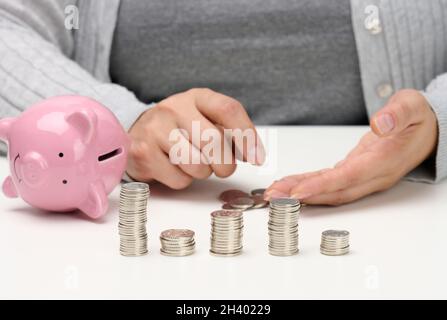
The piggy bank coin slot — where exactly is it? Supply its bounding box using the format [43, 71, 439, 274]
[98, 148, 123, 162]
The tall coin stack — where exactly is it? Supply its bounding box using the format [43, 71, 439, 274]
[119, 182, 150, 257]
[268, 198, 300, 256]
[210, 210, 244, 257]
[320, 230, 350, 256]
[160, 229, 196, 257]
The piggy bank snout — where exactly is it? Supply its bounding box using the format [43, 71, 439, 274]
[19, 152, 48, 187]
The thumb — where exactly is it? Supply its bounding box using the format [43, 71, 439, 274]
[370, 91, 425, 137]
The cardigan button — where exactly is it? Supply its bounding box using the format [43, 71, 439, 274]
[364, 5, 382, 35]
[377, 83, 394, 98]
[367, 22, 382, 35]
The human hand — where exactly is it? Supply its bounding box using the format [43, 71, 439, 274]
[127, 88, 265, 189]
[265, 89, 438, 205]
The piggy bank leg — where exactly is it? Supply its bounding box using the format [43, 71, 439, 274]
[2, 176, 18, 198]
[78, 181, 108, 219]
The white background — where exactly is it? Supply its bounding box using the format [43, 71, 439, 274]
[0, 126, 446, 299]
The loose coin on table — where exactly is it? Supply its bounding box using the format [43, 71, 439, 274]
[251, 195, 268, 209]
[320, 230, 350, 256]
[268, 198, 300, 256]
[210, 210, 244, 257]
[220, 188, 269, 212]
[119, 182, 150, 257]
[221, 203, 243, 211]
[251, 188, 266, 196]
[160, 229, 196, 257]
[228, 197, 255, 211]
[219, 189, 249, 203]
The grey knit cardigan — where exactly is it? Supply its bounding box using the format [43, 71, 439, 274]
[0, 0, 446, 183]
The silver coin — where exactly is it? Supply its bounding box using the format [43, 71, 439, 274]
[320, 230, 350, 256]
[160, 240, 196, 246]
[320, 240, 350, 245]
[118, 182, 150, 257]
[211, 227, 244, 233]
[211, 218, 244, 224]
[268, 197, 300, 257]
[229, 197, 255, 210]
[159, 228, 196, 257]
[269, 248, 299, 257]
[210, 209, 244, 257]
[221, 203, 243, 211]
[251, 195, 268, 209]
[270, 198, 300, 208]
[120, 251, 149, 257]
[322, 230, 350, 238]
[320, 243, 350, 249]
[121, 182, 149, 192]
[251, 188, 266, 196]
[219, 189, 249, 203]
[161, 229, 195, 239]
[211, 210, 243, 219]
[320, 247, 350, 256]
[209, 250, 242, 257]
[160, 243, 195, 249]
[160, 250, 195, 257]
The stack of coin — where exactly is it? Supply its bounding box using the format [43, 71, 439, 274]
[160, 229, 196, 257]
[268, 198, 300, 256]
[118, 182, 150, 257]
[320, 230, 350, 256]
[210, 210, 244, 257]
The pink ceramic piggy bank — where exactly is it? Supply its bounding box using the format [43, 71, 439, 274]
[0, 96, 130, 219]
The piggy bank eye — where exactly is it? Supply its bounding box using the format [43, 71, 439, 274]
[59, 153, 64, 158]
[63, 180, 68, 184]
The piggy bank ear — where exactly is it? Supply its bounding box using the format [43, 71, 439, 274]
[0, 117, 16, 142]
[65, 108, 98, 144]
[78, 180, 108, 219]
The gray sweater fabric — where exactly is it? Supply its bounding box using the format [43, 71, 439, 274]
[0, 0, 447, 183]
[0, 0, 147, 132]
[110, 0, 368, 125]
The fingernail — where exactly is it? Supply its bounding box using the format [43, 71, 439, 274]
[291, 192, 313, 200]
[375, 113, 395, 134]
[266, 190, 288, 199]
[248, 145, 266, 166]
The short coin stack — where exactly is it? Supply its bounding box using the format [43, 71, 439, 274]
[268, 198, 300, 256]
[210, 210, 244, 257]
[320, 230, 350, 256]
[160, 229, 196, 257]
[118, 182, 150, 257]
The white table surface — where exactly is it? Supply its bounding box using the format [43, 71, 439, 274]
[1, 126, 446, 300]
